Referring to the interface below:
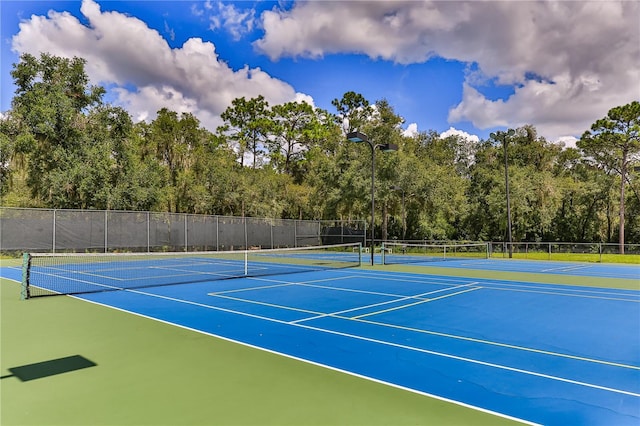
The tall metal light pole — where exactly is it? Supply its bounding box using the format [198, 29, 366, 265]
[490, 129, 515, 258]
[347, 131, 398, 265]
[389, 185, 406, 241]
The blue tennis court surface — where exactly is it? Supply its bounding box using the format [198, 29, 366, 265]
[3, 258, 639, 424]
[380, 252, 640, 279]
[420, 258, 640, 279]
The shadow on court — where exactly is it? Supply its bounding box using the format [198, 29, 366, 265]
[1, 355, 97, 382]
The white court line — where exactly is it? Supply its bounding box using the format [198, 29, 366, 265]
[247, 268, 639, 304]
[204, 277, 640, 372]
[353, 286, 482, 320]
[542, 264, 592, 273]
[62, 291, 538, 426]
[343, 270, 640, 301]
[292, 283, 477, 324]
[209, 292, 325, 316]
[483, 285, 640, 303]
[112, 287, 640, 398]
[294, 278, 473, 299]
[209, 282, 296, 295]
[208, 276, 361, 296]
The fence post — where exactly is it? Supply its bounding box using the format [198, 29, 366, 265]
[147, 211, 150, 252]
[244, 216, 248, 250]
[52, 209, 57, 253]
[270, 220, 274, 249]
[104, 210, 108, 253]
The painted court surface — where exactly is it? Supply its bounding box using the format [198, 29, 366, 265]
[2, 257, 639, 425]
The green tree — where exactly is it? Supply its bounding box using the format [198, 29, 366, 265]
[148, 108, 206, 212]
[409, 130, 471, 240]
[331, 91, 373, 134]
[269, 101, 331, 179]
[9, 53, 106, 204]
[578, 101, 640, 252]
[220, 96, 272, 169]
[467, 126, 565, 243]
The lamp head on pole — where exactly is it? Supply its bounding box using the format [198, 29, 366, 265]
[379, 143, 398, 152]
[346, 131, 368, 143]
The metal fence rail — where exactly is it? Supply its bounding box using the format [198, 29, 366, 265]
[490, 242, 640, 261]
[0, 207, 365, 254]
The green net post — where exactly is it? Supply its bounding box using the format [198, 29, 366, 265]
[358, 243, 362, 266]
[380, 242, 385, 265]
[21, 253, 31, 300]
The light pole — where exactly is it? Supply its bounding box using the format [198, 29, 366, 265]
[347, 131, 398, 265]
[490, 129, 515, 258]
[389, 185, 406, 241]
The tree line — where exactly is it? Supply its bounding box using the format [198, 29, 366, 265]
[1, 53, 639, 246]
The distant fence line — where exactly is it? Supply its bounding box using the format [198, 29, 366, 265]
[0, 207, 365, 254]
[489, 241, 640, 261]
[376, 239, 639, 261]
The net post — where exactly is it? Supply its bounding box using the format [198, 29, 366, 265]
[21, 253, 31, 300]
[358, 242, 362, 266]
[381, 242, 385, 265]
[244, 250, 248, 276]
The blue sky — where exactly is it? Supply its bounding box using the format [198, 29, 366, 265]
[1, 1, 638, 145]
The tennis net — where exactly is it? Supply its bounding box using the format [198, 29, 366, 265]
[381, 242, 488, 265]
[21, 243, 362, 299]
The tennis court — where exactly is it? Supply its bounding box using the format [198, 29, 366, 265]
[3, 245, 640, 424]
[392, 257, 640, 279]
[2, 245, 640, 425]
[381, 241, 640, 279]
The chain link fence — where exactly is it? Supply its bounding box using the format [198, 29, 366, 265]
[0, 207, 365, 254]
[490, 242, 640, 261]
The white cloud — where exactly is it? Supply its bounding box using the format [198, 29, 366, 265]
[440, 127, 479, 143]
[190, 4, 204, 17]
[11, 0, 310, 131]
[255, 1, 639, 141]
[402, 123, 418, 138]
[164, 20, 175, 42]
[208, 2, 256, 41]
[555, 136, 578, 150]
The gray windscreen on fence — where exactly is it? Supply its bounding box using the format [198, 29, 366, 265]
[107, 211, 149, 252]
[0, 208, 54, 252]
[272, 219, 296, 248]
[54, 210, 106, 252]
[0, 207, 365, 254]
[217, 216, 245, 250]
[186, 214, 217, 251]
[246, 217, 273, 249]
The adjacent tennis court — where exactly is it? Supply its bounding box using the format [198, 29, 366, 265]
[3, 245, 640, 425]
